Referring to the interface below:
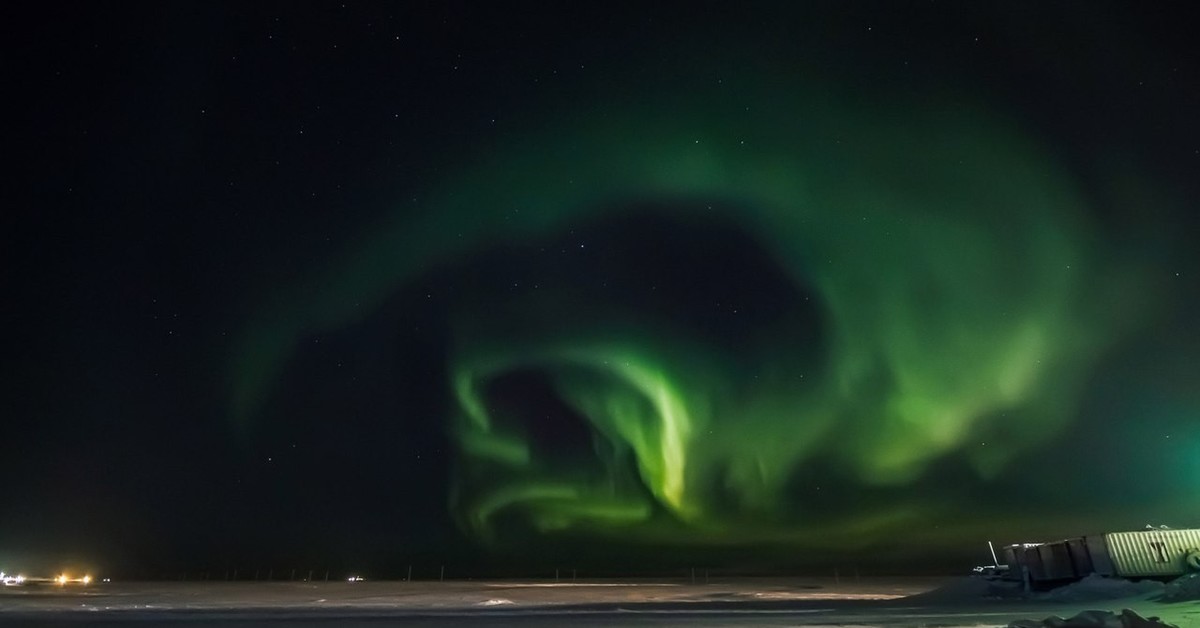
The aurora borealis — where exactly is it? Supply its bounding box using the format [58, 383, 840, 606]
[5, 2, 1199, 577]
[235, 68, 1156, 552]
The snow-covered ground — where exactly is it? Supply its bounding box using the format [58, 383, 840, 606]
[0, 576, 1196, 627]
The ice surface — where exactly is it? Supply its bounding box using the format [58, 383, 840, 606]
[0, 577, 1196, 627]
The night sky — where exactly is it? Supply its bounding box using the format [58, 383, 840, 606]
[4, 2, 1199, 579]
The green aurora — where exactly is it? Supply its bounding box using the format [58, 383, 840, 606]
[234, 73, 1155, 554]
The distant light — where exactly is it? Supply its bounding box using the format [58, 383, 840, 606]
[82, 575, 92, 584]
[56, 574, 67, 585]
[102, 577, 111, 583]
[347, 575, 364, 582]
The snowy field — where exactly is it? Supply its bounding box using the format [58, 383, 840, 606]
[0, 576, 1196, 627]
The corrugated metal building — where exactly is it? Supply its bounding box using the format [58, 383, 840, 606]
[1102, 529, 1200, 577]
[1005, 528, 1200, 586]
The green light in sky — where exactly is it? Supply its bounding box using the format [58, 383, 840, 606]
[233, 71, 1146, 550]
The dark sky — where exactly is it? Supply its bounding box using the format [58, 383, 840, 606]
[3, 1, 1199, 579]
